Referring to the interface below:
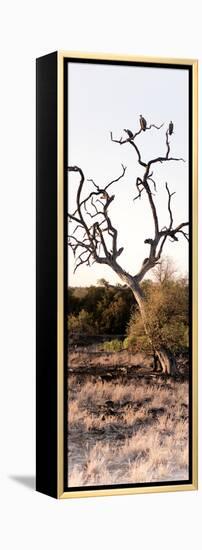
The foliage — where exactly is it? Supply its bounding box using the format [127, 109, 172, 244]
[67, 284, 135, 338]
[103, 339, 123, 352]
[68, 309, 95, 336]
[97, 278, 109, 288]
[126, 279, 189, 353]
[68, 274, 189, 355]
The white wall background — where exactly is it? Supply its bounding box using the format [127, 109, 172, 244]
[0, 1, 201, 549]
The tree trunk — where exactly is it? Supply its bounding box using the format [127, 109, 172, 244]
[112, 264, 176, 376]
[155, 347, 176, 376]
[131, 286, 176, 376]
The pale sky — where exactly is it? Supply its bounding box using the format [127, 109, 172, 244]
[67, 62, 189, 287]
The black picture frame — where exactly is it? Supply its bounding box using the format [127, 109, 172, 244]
[36, 51, 198, 499]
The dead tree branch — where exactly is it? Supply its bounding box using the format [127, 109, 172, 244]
[68, 118, 189, 285]
[110, 119, 188, 282]
[67, 165, 127, 273]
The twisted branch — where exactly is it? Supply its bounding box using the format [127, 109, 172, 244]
[68, 118, 189, 285]
[67, 164, 126, 272]
[110, 120, 188, 282]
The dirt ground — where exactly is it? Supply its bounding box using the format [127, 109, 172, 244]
[67, 349, 189, 487]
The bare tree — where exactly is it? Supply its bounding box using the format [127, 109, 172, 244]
[152, 256, 179, 285]
[67, 119, 189, 375]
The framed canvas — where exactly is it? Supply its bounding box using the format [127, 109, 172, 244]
[36, 51, 198, 499]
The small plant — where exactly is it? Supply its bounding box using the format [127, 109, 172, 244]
[103, 339, 123, 352]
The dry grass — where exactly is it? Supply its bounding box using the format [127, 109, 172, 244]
[68, 356, 189, 487]
[69, 349, 151, 369]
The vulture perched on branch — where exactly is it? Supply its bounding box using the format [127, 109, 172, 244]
[139, 114, 147, 131]
[124, 128, 134, 139]
[144, 238, 154, 245]
[169, 121, 174, 135]
[100, 190, 109, 200]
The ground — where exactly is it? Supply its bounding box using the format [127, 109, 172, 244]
[67, 349, 189, 487]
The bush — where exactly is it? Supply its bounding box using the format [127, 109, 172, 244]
[126, 280, 189, 354]
[68, 309, 95, 336]
[67, 284, 135, 336]
[103, 339, 123, 352]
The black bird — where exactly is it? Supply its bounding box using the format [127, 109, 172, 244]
[169, 121, 174, 135]
[144, 238, 154, 245]
[124, 128, 133, 139]
[171, 234, 178, 242]
[100, 190, 109, 200]
[140, 115, 147, 131]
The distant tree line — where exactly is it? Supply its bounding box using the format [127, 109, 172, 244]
[68, 270, 189, 355]
[68, 280, 135, 337]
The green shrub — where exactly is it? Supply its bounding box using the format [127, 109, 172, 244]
[126, 280, 189, 354]
[103, 339, 123, 352]
[68, 309, 95, 336]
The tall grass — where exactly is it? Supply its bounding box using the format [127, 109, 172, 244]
[68, 374, 189, 487]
